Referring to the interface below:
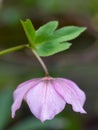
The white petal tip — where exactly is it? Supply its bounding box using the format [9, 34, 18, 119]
[73, 107, 87, 114]
[40, 118, 53, 123]
[11, 112, 15, 118]
[80, 110, 87, 114]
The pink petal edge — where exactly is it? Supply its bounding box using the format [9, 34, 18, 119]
[11, 78, 41, 118]
[25, 80, 66, 122]
[53, 78, 86, 114]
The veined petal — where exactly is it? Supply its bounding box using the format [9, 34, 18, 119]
[53, 78, 86, 113]
[11, 78, 41, 118]
[25, 80, 66, 122]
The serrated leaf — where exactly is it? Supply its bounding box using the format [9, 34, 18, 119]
[35, 42, 71, 56]
[34, 21, 58, 44]
[21, 19, 86, 57]
[21, 19, 36, 47]
[34, 25, 86, 57]
[51, 26, 87, 42]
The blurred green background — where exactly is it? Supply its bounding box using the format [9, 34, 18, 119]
[0, 0, 98, 130]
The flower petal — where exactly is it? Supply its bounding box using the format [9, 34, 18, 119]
[53, 78, 86, 113]
[11, 78, 41, 118]
[25, 80, 66, 122]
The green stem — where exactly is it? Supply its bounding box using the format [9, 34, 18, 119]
[0, 44, 28, 56]
[32, 49, 49, 76]
[0, 44, 49, 76]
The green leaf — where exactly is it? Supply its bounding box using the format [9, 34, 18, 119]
[34, 26, 86, 56]
[51, 26, 87, 42]
[21, 19, 86, 57]
[21, 19, 36, 47]
[35, 42, 72, 56]
[34, 21, 58, 44]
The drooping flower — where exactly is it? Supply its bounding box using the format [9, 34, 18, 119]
[11, 76, 86, 122]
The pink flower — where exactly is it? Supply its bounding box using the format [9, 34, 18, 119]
[11, 76, 86, 122]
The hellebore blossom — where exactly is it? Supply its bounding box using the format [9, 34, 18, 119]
[11, 76, 86, 122]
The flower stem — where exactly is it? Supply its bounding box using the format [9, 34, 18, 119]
[0, 44, 28, 56]
[0, 44, 49, 76]
[32, 49, 49, 76]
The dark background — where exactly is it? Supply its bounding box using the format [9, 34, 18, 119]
[0, 0, 98, 130]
